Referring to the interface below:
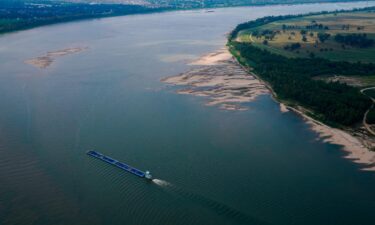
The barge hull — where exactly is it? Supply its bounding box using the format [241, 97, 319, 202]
[87, 150, 145, 178]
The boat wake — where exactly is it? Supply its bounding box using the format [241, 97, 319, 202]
[152, 179, 172, 187]
[151, 178, 269, 225]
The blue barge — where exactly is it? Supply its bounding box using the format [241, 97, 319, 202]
[87, 150, 152, 180]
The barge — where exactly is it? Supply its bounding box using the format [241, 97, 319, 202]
[87, 150, 152, 180]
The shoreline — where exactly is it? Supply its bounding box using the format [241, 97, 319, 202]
[164, 46, 375, 171]
[289, 105, 375, 171]
[229, 48, 375, 171]
[1, 1, 373, 37]
[161, 48, 268, 111]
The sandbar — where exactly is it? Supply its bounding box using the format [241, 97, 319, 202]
[25, 47, 87, 69]
[162, 48, 268, 111]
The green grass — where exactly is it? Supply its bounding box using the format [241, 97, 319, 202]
[363, 89, 375, 98]
[238, 11, 375, 63]
[0, 19, 18, 25]
[360, 76, 375, 86]
[0, 19, 21, 27]
[313, 75, 375, 88]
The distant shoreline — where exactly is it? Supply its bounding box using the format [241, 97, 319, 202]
[1, 0, 374, 36]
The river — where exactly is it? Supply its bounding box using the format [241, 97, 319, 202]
[1, 2, 375, 225]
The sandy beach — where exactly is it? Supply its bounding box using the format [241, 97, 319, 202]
[288, 106, 375, 171]
[261, 70, 375, 171]
[233, 49, 375, 171]
[162, 48, 268, 111]
[260, 70, 375, 170]
[25, 47, 87, 69]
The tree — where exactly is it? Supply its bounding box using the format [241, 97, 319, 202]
[334, 33, 374, 48]
[367, 108, 375, 124]
[284, 43, 301, 51]
[317, 32, 331, 43]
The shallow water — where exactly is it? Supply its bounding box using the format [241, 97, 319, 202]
[1, 2, 375, 225]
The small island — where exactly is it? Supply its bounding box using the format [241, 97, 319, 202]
[25, 47, 88, 69]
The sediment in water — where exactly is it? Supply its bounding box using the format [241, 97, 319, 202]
[161, 48, 268, 111]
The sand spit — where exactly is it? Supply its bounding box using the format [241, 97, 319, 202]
[162, 48, 268, 110]
[279, 103, 289, 113]
[25, 47, 87, 69]
[189, 49, 233, 66]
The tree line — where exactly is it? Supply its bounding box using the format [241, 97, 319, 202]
[0, 1, 163, 34]
[229, 7, 375, 40]
[230, 42, 374, 126]
[228, 7, 375, 127]
[334, 33, 374, 48]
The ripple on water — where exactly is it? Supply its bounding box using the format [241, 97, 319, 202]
[149, 177, 270, 225]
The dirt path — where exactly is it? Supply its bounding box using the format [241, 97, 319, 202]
[249, 33, 255, 42]
[361, 87, 375, 135]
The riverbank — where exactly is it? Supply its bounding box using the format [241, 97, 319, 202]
[226, 6, 375, 170]
[163, 46, 375, 170]
[284, 103, 375, 171]
[0, 2, 163, 36]
[2, 1, 375, 36]
[228, 47, 375, 171]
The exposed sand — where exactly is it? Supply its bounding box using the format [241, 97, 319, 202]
[25, 47, 87, 69]
[279, 103, 289, 113]
[287, 106, 375, 171]
[162, 48, 268, 111]
[25, 56, 54, 69]
[188, 48, 233, 66]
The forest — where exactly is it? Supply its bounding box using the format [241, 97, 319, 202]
[229, 41, 374, 126]
[0, 1, 161, 34]
[334, 33, 374, 48]
[229, 7, 375, 127]
[1, 0, 373, 34]
[147, 0, 375, 8]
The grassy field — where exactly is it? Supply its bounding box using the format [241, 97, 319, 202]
[313, 75, 375, 88]
[238, 11, 375, 62]
[363, 88, 375, 98]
